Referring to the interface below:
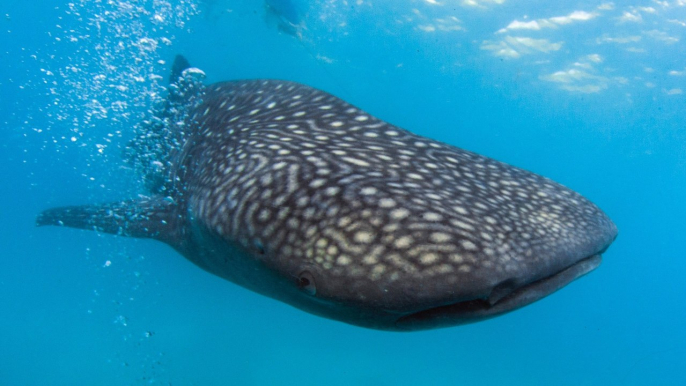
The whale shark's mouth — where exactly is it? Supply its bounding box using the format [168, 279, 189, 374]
[395, 254, 602, 331]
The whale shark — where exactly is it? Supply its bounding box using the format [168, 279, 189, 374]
[37, 56, 617, 331]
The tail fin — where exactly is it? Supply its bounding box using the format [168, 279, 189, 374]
[37, 196, 184, 248]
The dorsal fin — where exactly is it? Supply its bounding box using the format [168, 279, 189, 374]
[169, 55, 191, 84]
[123, 54, 206, 194]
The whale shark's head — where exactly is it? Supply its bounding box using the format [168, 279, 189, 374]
[263, 192, 615, 332]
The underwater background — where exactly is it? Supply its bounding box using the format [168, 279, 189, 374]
[1, 0, 684, 384]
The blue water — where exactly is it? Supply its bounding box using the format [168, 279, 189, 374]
[1, 1, 685, 385]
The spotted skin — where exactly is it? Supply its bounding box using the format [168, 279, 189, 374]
[37, 73, 617, 331]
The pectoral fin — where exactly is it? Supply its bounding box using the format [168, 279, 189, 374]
[37, 196, 184, 247]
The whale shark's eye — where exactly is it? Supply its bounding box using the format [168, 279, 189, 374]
[297, 271, 317, 296]
[253, 240, 265, 255]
